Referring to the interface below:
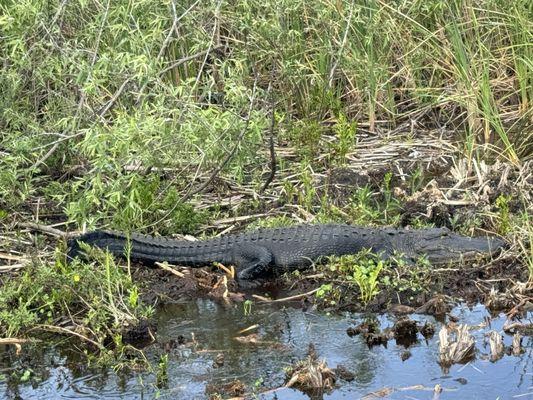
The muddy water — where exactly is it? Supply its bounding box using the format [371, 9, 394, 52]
[1, 301, 531, 399]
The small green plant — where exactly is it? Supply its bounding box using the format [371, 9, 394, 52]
[330, 114, 357, 165]
[156, 354, 169, 388]
[315, 283, 333, 299]
[351, 258, 385, 305]
[326, 252, 386, 306]
[347, 185, 400, 226]
[495, 194, 512, 235]
[298, 163, 318, 212]
[381, 254, 433, 298]
[243, 300, 253, 316]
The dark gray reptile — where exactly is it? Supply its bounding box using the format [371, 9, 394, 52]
[68, 224, 505, 282]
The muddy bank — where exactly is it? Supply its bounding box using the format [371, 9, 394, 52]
[132, 249, 529, 318]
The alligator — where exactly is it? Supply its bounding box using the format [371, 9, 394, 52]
[68, 224, 505, 282]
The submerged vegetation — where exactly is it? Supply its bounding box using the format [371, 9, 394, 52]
[0, 0, 531, 389]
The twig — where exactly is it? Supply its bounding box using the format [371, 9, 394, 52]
[253, 287, 320, 303]
[0, 252, 25, 261]
[158, 45, 224, 77]
[34, 324, 104, 350]
[0, 338, 31, 345]
[155, 261, 186, 278]
[97, 77, 133, 117]
[182, 75, 258, 200]
[0, 264, 26, 272]
[237, 324, 259, 335]
[31, 142, 59, 170]
[19, 221, 72, 238]
[134, 45, 224, 105]
[259, 75, 277, 194]
[328, 0, 355, 88]
[157, 0, 201, 60]
[214, 262, 235, 279]
[208, 212, 272, 227]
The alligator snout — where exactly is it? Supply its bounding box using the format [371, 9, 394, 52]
[420, 232, 506, 264]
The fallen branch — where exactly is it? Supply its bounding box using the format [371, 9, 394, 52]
[0, 264, 27, 272]
[19, 221, 72, 238]
[253, 287, 320, 303]
[34, 324, 104, 350]
[0, 338, 31, 345]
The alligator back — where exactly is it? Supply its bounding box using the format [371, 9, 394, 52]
[67, 224, 505, 280]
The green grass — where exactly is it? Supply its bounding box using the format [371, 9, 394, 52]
[0, 245, 153, 343]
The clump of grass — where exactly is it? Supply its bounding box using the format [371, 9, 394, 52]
[511, 210, 533, 284]
[0, 245, 153, 346]
[156, 354, 169, 388]
[495, 194, 512, 235]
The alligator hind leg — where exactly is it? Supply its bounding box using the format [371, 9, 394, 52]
[234, 245, 273, 281]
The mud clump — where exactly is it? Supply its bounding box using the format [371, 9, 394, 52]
[212, 353, 225, 368]
[206, 379, 246, 399]
[418, 321, 436, 339]
[121, 318, 156, 347]
[347, 320, 391, 347]
[400, 184, 452, 228]
[415, 295, 452, 316]
[333, 365, 355, 382]
[392, 318, 418, 347]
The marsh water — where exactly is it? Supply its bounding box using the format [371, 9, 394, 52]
[1, 299, 531, 399]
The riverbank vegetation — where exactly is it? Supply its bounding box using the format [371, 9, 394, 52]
[1, 0, 531, 368]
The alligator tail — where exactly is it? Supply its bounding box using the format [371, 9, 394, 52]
[67, 230, 232, 267]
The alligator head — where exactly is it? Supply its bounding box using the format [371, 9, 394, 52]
[391, 227, 505, 265]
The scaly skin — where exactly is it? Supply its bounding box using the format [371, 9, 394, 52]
[68, 224, 505, 281]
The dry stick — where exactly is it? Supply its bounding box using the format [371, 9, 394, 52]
[259, 76, 277, 194]
[35, 324, 105, 350]
[0, 264, 26, 272]
[155, 262, 186, 278]
[49, 0, 70, 28]
[158, 46, 224, 77]
[327, 0, 355, 88]
[252, 287, 320, 303]
[0, 252, 25, 261]
[157, 0, 201, 60]
[0, 338, 31, 345]
[182, 76, 259, 201]
[19, 221, 71, 238]
[31, 142, 60, 169]
[97, 77, 133, 118]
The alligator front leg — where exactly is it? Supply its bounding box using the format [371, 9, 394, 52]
[234, 245, 273, 281]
